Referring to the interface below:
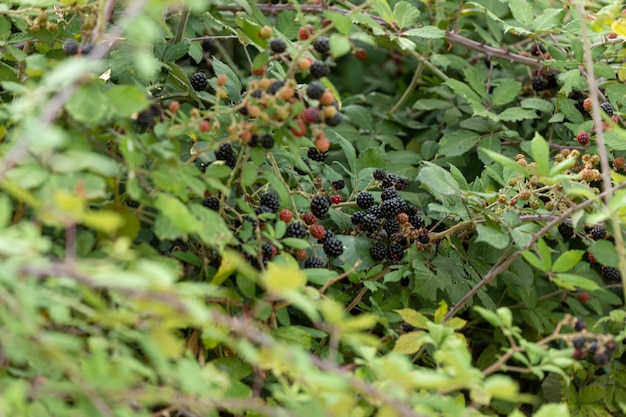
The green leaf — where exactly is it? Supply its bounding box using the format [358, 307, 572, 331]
[553, 274, 600, 291]
[155, 194, 202, 234]
[393, 1, 420, 29]
[395, 308, 429, 329]
[464, 67, 487, 99]
[439, 130, 480, 157]
[475, 224, 510, 249]
[509, 0, 533, 26]
[271, 326, 312, 349]
[329, 33, 351, 59]
[403, 26, 445, 39]
[557, 69, 582, 95]
[589, 240, 618, 267]
[498, 107, 539, 122]
[275, 10, 299, 39]
[371, 0, 394, 24]
[552, 250, 584, 273]
[211, 58, 242, 102]
[261, 254, 307, 293]
[521, 98, 554, 113]
[104, 85, 148, 118]
[533, 9, 565, 32]
[522, 250, 547, 271]
[393, 331, 429, 354]
[530, 132, 550, 176]
[324, 11, 352, 35]
[473, 306, 503, 327]
[335, 133, 358, 174]
[537, 238, 552, 270]
[417, 162, 461, 197]
[65, 82, 110, 125]
[161, 40, 190, 62]
[492, 79, 522, 106]
[211, 357, 253, 380]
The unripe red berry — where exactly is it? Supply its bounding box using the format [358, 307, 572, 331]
[583, 97, 592, 113]
[354, 47, 368, 61]
[315, 135, 330, 153]
[252, 66, 266, 76]
[216, 74, 228, 87]
[310, 224, 326, 239]
[279, 208, 293, 223]
[298, 57, 313, 71]
[199, 120, 210, 132]
[319, 90, 334, 106]
[302, 107, 320, 124]
[168, 101, 180, 114]
[576, 131, 590, 146]
[578, 292, 590, 303]
[301, 212, 317, 225]
[291, 118, 307, 137]
[330, 194, 342, 204]
[294, 248, 308, 260]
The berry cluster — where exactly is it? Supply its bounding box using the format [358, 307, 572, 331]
[569, 317, 620, 366]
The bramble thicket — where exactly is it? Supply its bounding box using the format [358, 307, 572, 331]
[0, 0, 626, 416]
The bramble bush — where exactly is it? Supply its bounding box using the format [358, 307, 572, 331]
[1, 0, 626, 416]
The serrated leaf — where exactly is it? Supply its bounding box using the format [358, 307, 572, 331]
[261, 254, 307, 293]
[533, 8, 565, 32]
[492, 80, 522, 106]
[416, 162, 460, 197]
[393, 331, 428, 354]
[521, 98, 554, 113]
[393, 1, 420, 29]
[552, 250, 584, 273]
[329, 33, 351, 59]
[509, 0, 533, 26]
[557, 69, 582, 95]
[371, 0, 394, 24]
[479, 148, 529, 177]
[105, 85, 148, 118]
[403, 26, 445, 39]
[530, 132, 550, 176]
[589, 240, 618, 267]
[439, 130, 480, 157]
[498, 107, 539, 122]
[473, 306, 502, 327]
[155, 193, 202, 233]
[66, 82, 109, 125]
[475, 224, 510, 249]
[395, 308, 429, 329]
[324, 11, 352, 35]
[464, 67, 487, 99]
[161, 40, 190, 62]
[553, 274, 600, 291]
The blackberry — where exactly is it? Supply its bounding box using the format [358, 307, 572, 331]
[388, 243, 404, 262]
[593, 352, 610, 366]
[63, 39, 79, 55]
[260, 193, 280, 212]
[202, 196, 220, 211]
[81, 43, 95, 54]
[360, 213, 380, 232]
[383, 218, 400, 235]
[251, 89, 263, 99]
[304, 257, 325, 268]
[216, 143, 237, 168]
[370, 242, 388, 260]
[409, 215, 425, 229]
[601, 266, 621, 283]
[255, 205, 273, 216]
[529, 43, 546, 56]
[368, 205, 383, 219]
[356, 192, 375, 209]
[262, 243, 276, 259]
[546, 74, 557, 89]
[569, 91, 586, 113]
[600, 102, 614, 116]
[605, 339, 618, 352]
[588, 341, 598, 355]
[269, 38, 287, 54]
[400, 277, 410, 287]
[590, 226, 607, 240]
[404, 204, 418, 217]
[190, 72, 208, 91]
[260, 134, 275, 149]
[573, 337, 586, 349]
[201, 39, 218, 54]
[418, 232, 430, 244]
[381, 187, 398, 201]
[311, 195, 331, 218]
[373, 169, 387, 181]
[574, 317, 587, 331]
[306, 81, 325, 100]
[313, 36, 330, 54]
[269, 80, 285, 95]
[285, 222, 307, 239]
[135, 109, 154, 129]
[325, 112, 342, 127]
[332, 179, 345, 190]
[558, 222, 574, 240]
[381, 197, 405, 219]
[323, 237, 344, 257]
[400, 322, 414, 332]
[351, 211, 367, 226]
[382, 173, 408, 189]
[307, 148, 329, 162]
[531, 75, 548, 92]
[310, 60, 330, 79]
[319, 230, 335, 244]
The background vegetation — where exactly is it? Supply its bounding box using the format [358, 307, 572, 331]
[0, 0, 625, 416]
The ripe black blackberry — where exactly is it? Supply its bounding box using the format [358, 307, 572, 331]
[81, 43, 95, 54]
[202, 196, 220, 211]
[590, 227, 607, 240]
[404, 204, 418, 217]
[382, 173, 408, 189]
[311, 195, 331, 218]
[332, 180, 345, 190]
[318, 230, 335, 244]
[574, 317, 587, 331]
[201, 39, 218, 54]
[260, 134, 275, 149]
[531, 75, 548, 92]
[418, 232, 430, 244]
[351, 211, 367, 226]
[304, 257, 325, 268]
[381, 187, 398, 201]
[605, 339, 618, 352]
[306, 81, 325, 100]
[360, 213, 379, 232]
[285, 222, 307, 239]
[546, 74, 557, 89]
[215, 143, 237, 168]
[388, 243, 404, 262]
[373, 169, 387, 181]
[63, 39, 79, 55]
[269, 80, 285, 95]
[260, 193, 280, 212]
[307, 148, 328, 162]
[600, 102, 614, 116]
[262, 243, 275, 259]
[368, 205, 383, 219]
[601, 266, 621, 283]
[381, 197, 405, 219]
[558, 222, 574, 240]
[593, 352, 610, 366]
[370, 242, 387, 260]
[190, 72, 208, 91]
[325, 112, 342, 127]
[400, 322, 414, 332]
[569, 91, 586, 113]
[356, 192, 375, 209]
[323, 237, 344, 257]
[310, 60, 330, 79]
[529, 43, 546, 56]
[409, 215, 425, 229]
[573, 337, 586, 349]
[588, 341, 598, 355]
[383, 218, 400, 235]
[269, 38, 287, 54]
[313, 36, 330, 54]
[255, 205, 273, 217]
[135, 109, 154, 130]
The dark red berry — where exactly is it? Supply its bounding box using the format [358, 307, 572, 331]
[576, 132, 590, 146]
[577, 292, 590, 303]
[279, 209, 293, 223]
[310, 224, 326, 240]
[330, 195, 342, 204]
[301, 212, 317, 225]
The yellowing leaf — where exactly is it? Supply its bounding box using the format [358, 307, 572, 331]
[211, 250, 242, 286]
[393, 331, 429, 354]
[395, 308, 429, 329]
[261, 255, 307, 293]
[150, 327, 184, 359]
[340, 313, 378, 332]
[82, 210, 124, 234]
[54, 190, 86, 218]
[612, 18, 626, 37]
